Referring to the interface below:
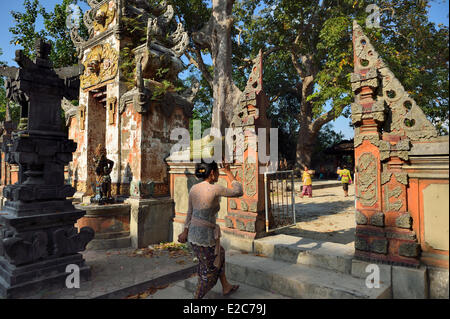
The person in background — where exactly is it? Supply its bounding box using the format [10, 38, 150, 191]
[337, 165, 352, 197]
[300, 165, 313, 198]
[178, 160, 242, 299]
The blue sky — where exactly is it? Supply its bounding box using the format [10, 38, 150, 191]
[1, 0, 448, 138]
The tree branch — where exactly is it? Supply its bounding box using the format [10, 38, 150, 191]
[185, 47, 213, 89]
[311, 107, 338, 133]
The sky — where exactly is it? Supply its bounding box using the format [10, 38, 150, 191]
[0, 0, 448, 139]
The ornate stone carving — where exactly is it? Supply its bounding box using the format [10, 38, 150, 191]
[80, 43, 118, 89]
[399, 242, 420, 257]
[249, 202, 258, 213]
[1, 232, 48, 266]
[353, 21, 438, 142]
[371, 239, 388, 254]
[0, 38, 94, 297]
[91, 144, 115, 205]
[229, 199, 237, 209]
[396, 213, 412, 229]
[61, 98, 79, 126]
[371, 212, 385, 227]
[356, 152, 378, 207]
[53, 227, 95, 257]
[394, 172, 408, 185]
[241, 200, 248, 211]
[384, 184, 403, 212]
[93, 1, 116, 33]
[244, 159, 257, 197]
[355, 210, 368, 225]
[231, 51, 263, 129]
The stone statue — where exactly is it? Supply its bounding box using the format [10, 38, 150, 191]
[91, 144, 114, 205]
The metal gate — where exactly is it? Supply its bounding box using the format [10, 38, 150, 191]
[264, 170, 296, 232]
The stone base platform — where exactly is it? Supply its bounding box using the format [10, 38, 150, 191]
[75, 203, 131, 250]
[0, 253, 91, 299]
[14, 247, 197, 299]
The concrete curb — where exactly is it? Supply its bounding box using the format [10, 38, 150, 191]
[94, 264, 197, 299]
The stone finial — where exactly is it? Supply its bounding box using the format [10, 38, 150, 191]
[352, 21, 438, 141]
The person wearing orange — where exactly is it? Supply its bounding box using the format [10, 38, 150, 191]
[300, 166, 313, 198]
[337, 165, 353, 197]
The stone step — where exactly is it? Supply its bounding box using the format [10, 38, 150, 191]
[225, 250, 391, 299]
[146, 280, 193, 299]
[147, 277, 290, 299]
[183, 277, 290, 299]
[254, 234, 354, 274]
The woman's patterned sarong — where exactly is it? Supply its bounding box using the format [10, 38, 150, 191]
[190, 243, 225, 299]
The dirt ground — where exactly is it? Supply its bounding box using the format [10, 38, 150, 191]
[274, 184, 356, 248]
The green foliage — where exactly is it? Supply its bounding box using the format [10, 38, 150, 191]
[9, 0, 89, 68]
[9, 0, 45, 61]
[230, 0, 449, 164]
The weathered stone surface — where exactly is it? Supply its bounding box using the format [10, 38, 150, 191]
[398, 242, 420, 257]
[370, 212, 385, 227]
[236, 219, 246, 231]
[355, 237, 369, 251]
[396, 213, 412, 229]
[225, 251, 391, 299]
[249, 202, 258, 213]
[245, 221, 256, 232]
[126, 197, 174, 248]
[371, 239, 388, 254]
[220, 233, 254, 253]
[225, 217, 234, 229]
[355, 211, 368, 225]
[392, 265, 428, 299]
[0, 39, 93, 298]
[428, 266, 449, 299]
[351, 259, 392, 284]
[230, 199, 237, 209]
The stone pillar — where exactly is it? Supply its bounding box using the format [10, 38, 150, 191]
[0, 40, 94, 298]
[352, 22, 439, 267]
[221, 51, 271, 245]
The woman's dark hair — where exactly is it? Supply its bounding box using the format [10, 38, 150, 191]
[195, 161, 218, 179]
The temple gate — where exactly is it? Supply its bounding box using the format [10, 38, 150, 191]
[64, 0, 196, 248]
[351, 21, 448, 269]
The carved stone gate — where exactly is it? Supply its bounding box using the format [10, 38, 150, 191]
[351, 21, 447, 268]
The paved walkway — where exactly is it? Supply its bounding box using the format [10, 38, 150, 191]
[276, 184, 356, 247]
[24, 244, 197, 299]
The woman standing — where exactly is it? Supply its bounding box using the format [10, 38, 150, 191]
[300, 166, 313, 198]
[178, 161, 243, 299]
[337, 165, 353, 197]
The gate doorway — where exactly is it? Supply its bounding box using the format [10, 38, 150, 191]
[264, 170, 296, 232]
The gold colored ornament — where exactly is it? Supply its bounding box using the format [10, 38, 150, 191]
[93, 1, 116, 33]
[80, 43, 118, 89]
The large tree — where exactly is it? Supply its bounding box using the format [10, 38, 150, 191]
[235, 0, 449, 169]
[174, 0, 449, 169]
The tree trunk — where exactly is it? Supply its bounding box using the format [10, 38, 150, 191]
[295, 124, 317, 169]
[192, 0, 242, 134]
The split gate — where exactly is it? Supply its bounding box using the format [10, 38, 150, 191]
[264, 170, 296, 232]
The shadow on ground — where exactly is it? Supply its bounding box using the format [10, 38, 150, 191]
[275, 227, 356, 246]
